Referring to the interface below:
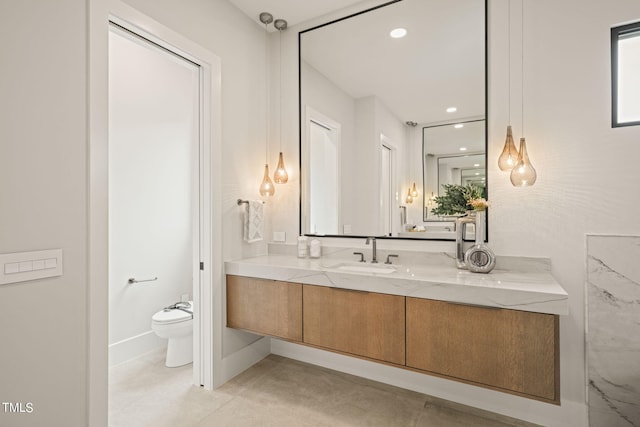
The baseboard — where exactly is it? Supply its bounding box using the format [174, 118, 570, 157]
[219, 336, 271, 384]
[109, 330, 165, 366]
[271, 339, 587, 427]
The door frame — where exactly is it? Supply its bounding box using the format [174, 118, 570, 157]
[89, 1, 222, 424]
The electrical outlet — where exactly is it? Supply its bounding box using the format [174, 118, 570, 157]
[273, 231, 286, 242]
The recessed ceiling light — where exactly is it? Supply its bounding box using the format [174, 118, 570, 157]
[390, 28, 407, 38]
[459, 147, 467, 151]
[481, 177, 486, 181]
[454, 124, 464, 129]
[446, 107, 457, 113]
[474, 163, 480, 167]
[475, 172, 480, 176]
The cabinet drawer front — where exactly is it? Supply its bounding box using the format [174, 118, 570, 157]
[303, 285, 405, 365]
[406, 298, 558, 401]
[226, 275, 302, 341]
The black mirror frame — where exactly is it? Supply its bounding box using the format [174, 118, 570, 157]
[298, 0, 488, 241]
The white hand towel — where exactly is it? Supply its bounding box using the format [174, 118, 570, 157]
[243, 200, 264, 243]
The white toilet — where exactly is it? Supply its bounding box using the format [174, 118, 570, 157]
[151, 301, 193, 367]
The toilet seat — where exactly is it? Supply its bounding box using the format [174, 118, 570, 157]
[152, 307, 192, 325]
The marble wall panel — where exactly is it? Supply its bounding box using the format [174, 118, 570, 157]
[587, 235, 640, 426]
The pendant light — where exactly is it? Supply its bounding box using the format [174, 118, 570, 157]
[410, 182, 419, 198]
[510, 0, 537, 187]
[498, 0, 519, 171]
[405, 188, 413, 204]
[273, 18, 289, 184]
[259, 12, 275, 196]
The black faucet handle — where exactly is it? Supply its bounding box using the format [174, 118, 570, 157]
[353, 252, 365, 262]
[385, 254, 399, 265]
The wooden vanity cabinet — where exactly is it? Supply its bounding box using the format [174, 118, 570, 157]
[226, 275, 302, 341]
[406, 297, 559, 403]
[226, 275, 560, 403]
[302, 284, 405, 365]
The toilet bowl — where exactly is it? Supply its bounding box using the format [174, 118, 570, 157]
[151, 301, 193, 367]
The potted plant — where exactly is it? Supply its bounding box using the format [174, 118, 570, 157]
[430, 184, 484, 216]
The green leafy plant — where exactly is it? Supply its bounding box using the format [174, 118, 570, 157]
[431, 184, 484, 216]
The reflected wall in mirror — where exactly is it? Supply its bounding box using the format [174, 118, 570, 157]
[423, 120, 487, 221]
[300, 0, 486, 240]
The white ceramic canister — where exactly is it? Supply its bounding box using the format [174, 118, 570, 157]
[309, 238, 321, 258]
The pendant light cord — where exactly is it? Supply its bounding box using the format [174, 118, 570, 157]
[521, 0, 524, 137]
[265, 20, 269, 164]
[508, 0, 511, 125]
[279, 28, 282, 153]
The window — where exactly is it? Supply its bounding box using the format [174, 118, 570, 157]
[612, 21, 640, 127]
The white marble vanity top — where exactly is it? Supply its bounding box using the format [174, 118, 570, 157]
[225, 249, 568, 315]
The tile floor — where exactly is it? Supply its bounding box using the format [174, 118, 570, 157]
[109, 349, 537, 427]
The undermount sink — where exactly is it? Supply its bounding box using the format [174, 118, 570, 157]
[330, 262, 397, 274]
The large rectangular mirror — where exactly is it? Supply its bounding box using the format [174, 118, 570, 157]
[299, 0, 486, 240]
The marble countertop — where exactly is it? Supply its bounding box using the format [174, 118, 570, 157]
[225, 249, 568, 315]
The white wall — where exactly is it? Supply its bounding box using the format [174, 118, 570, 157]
[108, 28, 196, 365]
[271, 0, 640, 425]
[0, 1, 88, 426]
[2, 0, 273, 424]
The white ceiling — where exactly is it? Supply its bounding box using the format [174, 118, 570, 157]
[227, 0, 372, 30]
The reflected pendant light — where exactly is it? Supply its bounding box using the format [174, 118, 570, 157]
[273, 18, 289, 184]
[498, 0, 519, 171]
[511, 0, 537, 187]
[259, 12, 275, 196]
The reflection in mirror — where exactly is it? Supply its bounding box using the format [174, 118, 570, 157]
[423, 120, 486, 221]
[300, 0, 486, 240]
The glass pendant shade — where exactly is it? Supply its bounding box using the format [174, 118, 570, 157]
[510, 138, 537, 187]
[405, 188, 413, 204]
[273, 152, 288, 184]
[498, 125, 519, 171]
[259, 164, 275, 196]
[410, 182, 419, 198]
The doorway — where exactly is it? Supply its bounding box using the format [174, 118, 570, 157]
[105, 16, 215, 388]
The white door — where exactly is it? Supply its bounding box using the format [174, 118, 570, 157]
[309, 120, 339, 234]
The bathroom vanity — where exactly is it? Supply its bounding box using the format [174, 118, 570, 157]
[225, 251, 567, 404]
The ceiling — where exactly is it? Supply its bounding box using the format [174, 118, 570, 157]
[301, 0, 485, 125]
[227, 0, 375, 30]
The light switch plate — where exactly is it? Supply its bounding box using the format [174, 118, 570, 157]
[273, 231, 286, 242]
[0, 249, 63, 286]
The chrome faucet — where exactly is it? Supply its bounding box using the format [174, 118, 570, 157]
[366, 237, 378, 263]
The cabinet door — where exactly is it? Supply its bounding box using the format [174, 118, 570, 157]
[406, 298, 558, 402]
[303, 285, 405, 365]
[226, 275, 302, 341]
